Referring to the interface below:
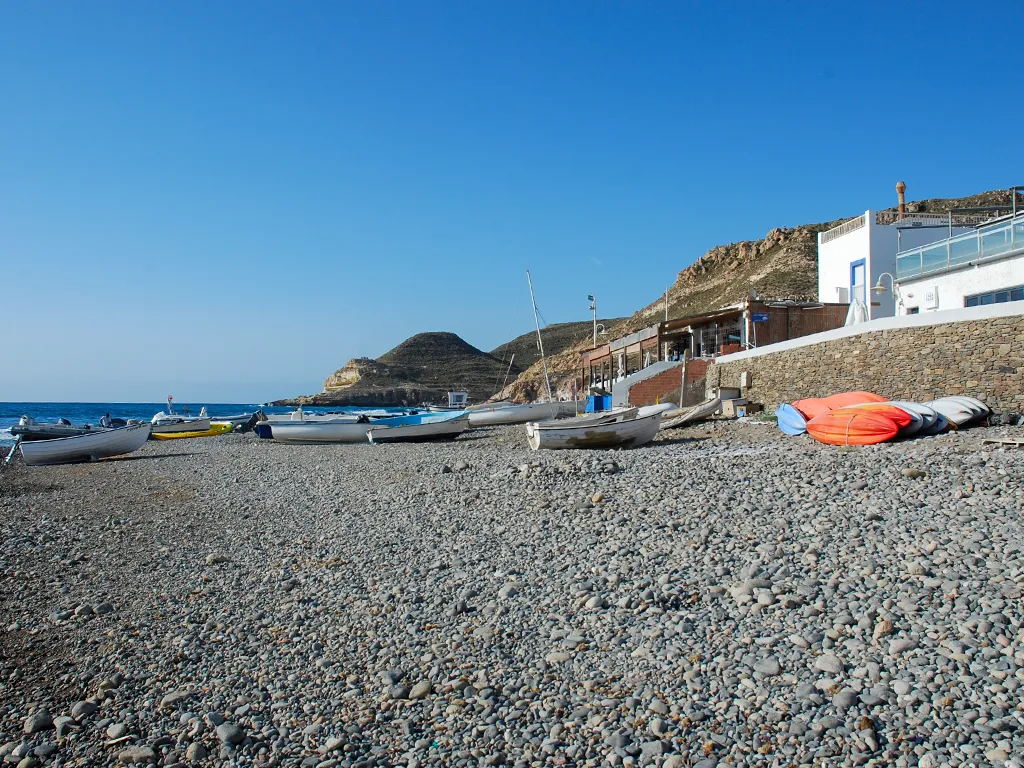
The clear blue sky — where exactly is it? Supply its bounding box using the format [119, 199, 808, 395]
[3, 1, 1021, 402]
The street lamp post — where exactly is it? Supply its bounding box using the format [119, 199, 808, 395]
[588, 294, 597, 348]
[872, 272, 901, 315]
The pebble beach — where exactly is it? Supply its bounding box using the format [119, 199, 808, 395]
[2, 422, 1023, 768]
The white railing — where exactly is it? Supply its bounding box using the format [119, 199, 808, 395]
[876, 210, 1004, 227]
[820, 214, 866, 244]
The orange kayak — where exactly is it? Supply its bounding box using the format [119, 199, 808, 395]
[806, 410, 899, 446]
[822, 391, 887, 409]
[794, 391, 888, 420]
[792, 398, 831, 420]
[841, 403, 912, 430]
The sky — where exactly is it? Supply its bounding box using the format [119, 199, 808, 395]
[2, 1, 1022, 402]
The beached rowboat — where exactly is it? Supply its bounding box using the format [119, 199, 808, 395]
[19, 424, 152, 466]
[526, 410, 662, 450]
[270, 412, 469, 444]
[367, 413, 469, 443]
[468, 401, 584, 427]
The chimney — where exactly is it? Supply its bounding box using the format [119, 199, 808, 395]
[896, 180, 907, 219]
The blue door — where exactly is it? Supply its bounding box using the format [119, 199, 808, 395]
[850, 260, 866, 304]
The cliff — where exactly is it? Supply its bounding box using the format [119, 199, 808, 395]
[275, 332, 510, 406]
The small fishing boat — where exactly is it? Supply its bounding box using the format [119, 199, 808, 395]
[270, 412, 468, 444]
[467, 401, 583, 427]
[367, 413, 470, 443]
[661, 397, 722, 430]
[151, 422, 235, 440]
[207, 412, 259, 430]
[19, 423, 152, 466]
[526, 410, 663, 450]
[10, 416, 109, 442]
[151, 398, 210, 434]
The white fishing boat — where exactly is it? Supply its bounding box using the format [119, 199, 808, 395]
[270, 412, 468, 444]
[268, 420, 375, 443]
[367, 413, 470, 443]
[468, 400, 583, 426]
[151, 398, 210, 434]
[661, 397, 722, 430]
[19, 424, 152, 466]
[526, 410, 663, 450]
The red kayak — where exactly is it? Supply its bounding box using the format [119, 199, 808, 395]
[806, 410, 900, 446]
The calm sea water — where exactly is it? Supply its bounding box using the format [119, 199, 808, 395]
[0, 402, 412, 445]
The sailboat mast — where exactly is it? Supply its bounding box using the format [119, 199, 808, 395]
[526, 270, 554, 403]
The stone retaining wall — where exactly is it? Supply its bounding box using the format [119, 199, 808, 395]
[627, 359, 711, 406]
[709, 314, 1024, 414]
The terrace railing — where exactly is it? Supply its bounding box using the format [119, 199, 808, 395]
[820, 214, 865, 245]
[875, 210, 1002, 227]
[895, 212, 1024, 280]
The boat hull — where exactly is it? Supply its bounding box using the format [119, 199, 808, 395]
[11, 424, 109, 441]
[19, 424, 152, 466]
[469, 401, 583, 426]
[805, 411, 898, 446]
[367, 418, 469, 443]
[661, 397, 722, 429]
[151, 418, 211, 434]
[151, 423, 235, 440]
[526, 411, 662, 450]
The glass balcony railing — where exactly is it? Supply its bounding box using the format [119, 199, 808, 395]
[895, 212, 1024, 280]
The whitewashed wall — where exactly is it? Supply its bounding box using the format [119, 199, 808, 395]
[818, 211, 973, 318]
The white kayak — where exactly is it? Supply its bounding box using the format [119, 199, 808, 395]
[886, 401, 939, 432]
[526, 410, 663, 450]
[932, 396, 989, 426]
[926, 398, 981, 428]
[468, 401, 583, 427]
[19, 423, 152, 466]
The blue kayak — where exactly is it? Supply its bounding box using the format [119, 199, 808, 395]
[775, 403, 807, 435]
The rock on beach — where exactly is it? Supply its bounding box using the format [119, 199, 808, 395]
[2, 420, 1024, 766]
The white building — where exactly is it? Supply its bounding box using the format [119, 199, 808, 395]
[896, 212, 1024, 314]
[817, 209, 976, 318]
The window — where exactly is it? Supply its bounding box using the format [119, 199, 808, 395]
[906, 307, 920, 314]
[965, 286, 1024, 308]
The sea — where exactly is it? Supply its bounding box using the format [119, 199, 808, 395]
[0, 402, 412, 445]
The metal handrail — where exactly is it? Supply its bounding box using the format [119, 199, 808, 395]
[895, 211, 1024, 280]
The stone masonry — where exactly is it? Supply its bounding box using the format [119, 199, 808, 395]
[709, 314, 1024, 415]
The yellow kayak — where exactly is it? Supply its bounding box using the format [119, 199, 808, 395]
[151, 422, 235, 440]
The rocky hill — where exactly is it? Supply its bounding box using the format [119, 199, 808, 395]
[276, 332, 510, 406]
[500, 187, 1023, 401]
[489, 319, 626, 374]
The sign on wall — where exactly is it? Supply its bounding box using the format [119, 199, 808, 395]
[751, 312, 770, 323]
[923, 288, 939, 310]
